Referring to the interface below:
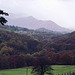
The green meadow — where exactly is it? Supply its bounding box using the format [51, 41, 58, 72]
[0, 65, 75, 75]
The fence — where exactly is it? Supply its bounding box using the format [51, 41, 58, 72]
[56, 72, 75, 75]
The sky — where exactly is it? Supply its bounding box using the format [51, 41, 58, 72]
[0, 0, 75, 30]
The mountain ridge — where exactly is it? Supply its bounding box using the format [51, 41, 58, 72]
[6, 15, 73, 33]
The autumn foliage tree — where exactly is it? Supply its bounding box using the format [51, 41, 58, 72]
[32, 50, 53, 75]
[60, 53, 72, 65]
[32, 56, 53, 75]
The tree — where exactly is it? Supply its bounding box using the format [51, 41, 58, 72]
[0, 9, 9, 25]
[0, 46, 14, 56]
[24, 54, 34, 75]
[32, 54, 53, 75]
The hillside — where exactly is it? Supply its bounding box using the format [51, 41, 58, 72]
[0, 29, 42, 55]
[0, 25, 63, 41]
[0, 25, 74, 53]
[0, 28, 75, 70]
[47, 31, 75, 52]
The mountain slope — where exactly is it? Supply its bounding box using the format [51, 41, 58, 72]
[48, 31, 75, 52]
[0, 29, 42, 54]
[0, 25, 63, 41]
[6, 16, 72, 33]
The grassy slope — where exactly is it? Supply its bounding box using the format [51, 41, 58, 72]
[0, 65, 75, 75]
[52, 65, 75, 75]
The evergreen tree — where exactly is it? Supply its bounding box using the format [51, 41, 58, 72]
[0, 9, 9, 25]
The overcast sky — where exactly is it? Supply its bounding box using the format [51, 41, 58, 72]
[0, 0, 75, 30]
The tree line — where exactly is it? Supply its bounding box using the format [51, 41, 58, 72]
[0, 50, 75, 70]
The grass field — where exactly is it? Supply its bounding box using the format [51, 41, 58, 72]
[52, 65, 75, 75]
[0, 65, 75, 75]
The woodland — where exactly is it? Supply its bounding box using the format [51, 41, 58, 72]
[0, 10, 75, 75]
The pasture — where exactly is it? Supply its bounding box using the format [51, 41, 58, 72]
[0, 65, 75, 75]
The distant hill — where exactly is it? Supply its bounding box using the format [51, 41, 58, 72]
[36, 28, 53, 32]
[36, 28, 64, 34]
[0, 25, 62, 41]
[6, 16, 72, 33]
[48, 31, 75, 52]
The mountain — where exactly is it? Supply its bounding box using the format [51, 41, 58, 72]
[6, 15, 72, 33]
